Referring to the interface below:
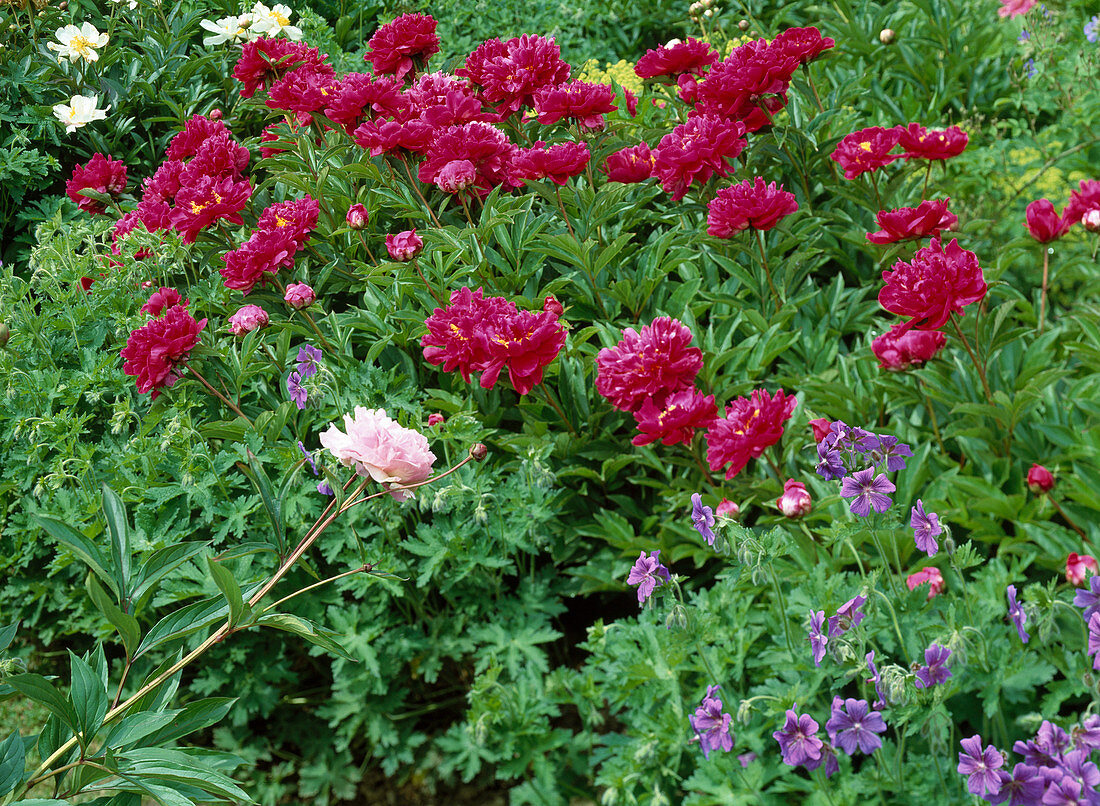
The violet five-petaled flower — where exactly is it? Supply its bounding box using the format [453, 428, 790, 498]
[840, 467, 896, 517]
[689, 685, 734, 759]
[1088, 613, 1100, 672]
[914, 643, 952, 689]
[872, 435, 913, 472]
[1074, 576, 1100, 622]
[287, 371, 307, 409]
[828, 594, 867, 638]
[297, 343, 322, 378]
[773, 708, 823, 768]
[957, 734, 1005, 797]
[910, 499, 942, 557]
[989, 763, 1044, 805]
[691, 493, 716, 546]
[1006, 584, 1029, 644]
[825, 697, 886, 756]
[808, 610, 828, 667]
[627, 550, 670, 604]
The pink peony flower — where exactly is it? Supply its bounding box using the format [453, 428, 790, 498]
[878, 237, 987, 331]
[705, 388, 797, 480]
[418, 121, 519, 196]
[435, 159, 478, 193]
[631, 388, 718, 447]
[387, 229, 423, 261]
[511, 141, 590, 185]
[867, 199, 958, 244]
[120, 304, 207, 399]
[1025, 199, 1070, 243]
[346, 203, 369, 230]
[1027, 463, 1054, 493]
[871, 324, 947, 370]
[141, 287, 187, 317]
[906, 567, 945, 599]
[634, 38, 718, 79]
[896, 123, 968, 160]
[458, 34, 571, 117]
[809, 418, 833, 442]
[602, 143, 655, 184]
[67, 153, 127, 215]
[830, 126, 901, 180]
[228, 304, 269, 335]
[777, 479, 812, 518]
[716, 499, 740, 519]
[427, 413, 445, 427]
[1068, 553, 1099, 586]
[232, 38, 330, 99]
[533, 80, 617, 129]
[319, 407, 437, 501]
[363, 13, 440, 81]
[653, 115, 747, 201]
[595, 317, 703, 413]
[1064, 180, 1100, 227]
[284, 282, 316, 309]
[707, 177, 798, 236]
[257, 196, 320, 249]
[998, 0, 1037, 18]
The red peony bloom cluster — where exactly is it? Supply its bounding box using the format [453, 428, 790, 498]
[323, 72, 405, 134]
[220, 230, 298, 294]
[233, 38, 331, 99]
[866, 198, 958, 244]
[768, 26, 835, 66]
[406, 72, 486, 127]
[418, 121, 519, 196]
[689, 38, 798, 126]
[871, 324, 946, 370]
[266, 65, 340, 114]
[170, 176, 252, 244]
[1025, 199, 1070, 243]
[420, 287, 566, 395]
[602, 143, 655, 184]
[897, 123, 968, 160]
[256, 196, 320, 249]
[1064, 180, 1100, 227]
[830, 126, 901, 179]
[632, 389, 718, 447]
[457, 35, 571, 116]
[595, 317, 703, 413]
[363, 13, 440, 81]
[705, 388, 797, 479]
[653, 115, 747, 201]
[179, 131, 250, 185]
[634, 38, 718, 80]
[706, 177, 798, 237]
[140, 286, 187, 317]
[879, 237, 987, 330]
[120, 302, 207, 399]
[67, 153, 127, 215]
[166, 115, 229, 160]
[533, 80, 617, 129]
[353, 118, 435, 156]
[512, 141, 590, 185]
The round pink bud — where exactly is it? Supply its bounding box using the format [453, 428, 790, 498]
[436, 159, 477, 193]
[1084, 209, 1100, 233]
[386, 229, 423, 262]
[346, 203, 369, 230]
[209, 108, 223, 120]
[228, 304, 269, 335]
[284, 282, 316, 310]
[715, 499, 740, 519]
[427, 413, 445, 427]
[1027, 463, 1055, 494]
[543, 295, 564, 317]
[808, 417, 833, 443]
[1067, 552, 1099, 586]
[776, 479, 812, 518]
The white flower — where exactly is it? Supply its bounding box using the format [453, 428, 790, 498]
[110, 0, 138, 10]
[52, 94, 110, 133]
[200, 14, 251, 46]
[249, 2, 302, 40]
[47, 22, 109, 63]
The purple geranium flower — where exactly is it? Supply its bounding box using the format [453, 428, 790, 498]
[1007, 584, 1029, 644]
[299, 440, 320, 475]
[1014, 720, 1069, 768]
[958, 734, 1005, 797]
[986, 763, 1043, 806]
[1073, 715, 1100, 752]
[808, 610, 828, 667]
[296, 344, 322, 378]
[910, 500, 942, 556]
[689, 685, 734, 759]
[914, 643, 952, 689]
[737, 752, 757, 767]
[1043, 776, 1087, 805]
[1060, 748, 1100, 789]
[773, 708, 823, 768]
[691, 493, 715, 546]
[873, 435, 913, 472]
[627, 550, 670, 604]
[840, 468, 895, 517]
[317, 481, 334, 496]
[825, 697, 886, 756]
[1077, 577, 1100, 623]
[287, 371, 307, 409]
[828, 594, 867, 638]
[866, 651, 885, 709]
[816, 440, 846, 481]
[803, 744, 839, 778]
[1088, 613, 1100, 671]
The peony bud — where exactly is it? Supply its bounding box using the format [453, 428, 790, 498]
[1067, 553, 1098, 586]
[872, 324, 946, 371]
[470, 442, 488, 461]
[208, 108, 223, 120]
[0, 323, 9, 348]
[738, 18, 750, 30]
[879, 28, 896, 44]
[436, 159, 477, 193]
[1027, 463, 1055, 494]
[776, 479, 812, 518]
[543, 295, 564, 316]
[1025, 199, 1069, 243]
[386, 229, 423, 261]
[808, 417, 833, 443]
[716, 499, 739, 519]
[427, 413, 445, 427]
[906, 567, 945, 600]
[283, 282, 316, 310]
[228, 304, 269, 335]
[1083, 209, 1100, 233]
[346, 203, 369, 230]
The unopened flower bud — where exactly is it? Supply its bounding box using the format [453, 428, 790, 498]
[703, 8, 713, 17]
[665, 604, 688, 630]
[879, 28, 896, 44]
[0, 323, 9, 348]
[1084, 209, 1100, 233]
[738, 18, 750, 30]
[776, 479, 812, 518]
[386, 229, 423, 261]
[208, 108, 223, 120]
[543, 295, 563, 316]
[1067, 553, 1098, 586]
[470, 442, 488, 461]
[808, 417, 832, 442]
[1027, 463, 1055, 494]
[716, 499, 739, 519]
[428, 413, 445, 427]
[283, 282, 315, 309]
[436, 159, 477, 193]
[346, 203, 369, 230]
[944, 535, 956, 555]
[228, 304, 269, 335]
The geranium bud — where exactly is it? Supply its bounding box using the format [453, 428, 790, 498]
[284, 282, 316, 309]
[1067, 553, 1099, 586]
[1084, 209, 1100, 232]
[716, 499, 739, 519]
[386, 229, 423, 261]
[346, 203, 369, 230]
[1027, 463, 1055, 493]
[0, 323, 9, 347]
[543, 295, 564, 316]
[808, 417, 832, 442]
[471, 442, 488, 460]
[228, 304, 269, 335]
[776, 479, 812, 518]
[879, 28, 896, 44]
[427, 413, 445, 427]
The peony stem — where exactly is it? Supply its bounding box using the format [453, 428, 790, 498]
[803, 64, 826, 114]
[540, 384, 576, 435]
[755, 229, 782, 311]
[184, 362, 252, 425]
[397, 156, 443, 229]
[1049, 495, 1088, 540]
[948, 313, 994, 405]
[1038, 247, 1050, 335]
[921, 161, 933, 201]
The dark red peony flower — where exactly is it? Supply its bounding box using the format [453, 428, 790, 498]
[405, 73, 487, 127]
[1062, 180, 1100, 226]
[170, 176, 252, 244]
[179, 131, 250, 184]
[140, 286, 187, 317]
[534, 80, 617, 129]
[257, 196, 320, 248]
[632, 389, 718, 447]
[233, 38, 330, 99]
[706, 177, 798, 237]
[871, 324, 946, 370]
[866, 198, 958, 244]
[634, 38, 719, 79]
[897, 123, 968, 160]
[66, 153, 127, 215]
[879, 237, 987, 330]
[705, 388, 797, 479]
[166, 115, 229, 161]
[220, 229, 299, 294]
[455, 38, 510, 87]
[141, 160, 185, 204]
[421, 286, 516, 381]
[323, 72, 406, 133]
[266, 65, 340, 114]
[1025, 199, 1070, 243]
[135, 198, 173, 232]
[595, 317, 703, 413]
[768, 26, 835, 66]
[831, 126, 902, 180]
[120, 303, 207, 399]
[363, 13, 440, 81]
[418, 121, 518, 196]
[690, 39, 797, 120]
[386, 230, 423, 261]
[512, 141, 590, 185]
[653, 115, 747, 201]
[459, 35, 571, 116]
[602, 143, 655, 183]
[478, 308, 567, 395]
[353, 118, 436, 156]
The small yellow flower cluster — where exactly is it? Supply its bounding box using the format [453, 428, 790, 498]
[1004, 146, 1087, 201]
[578, 58, 644, 95]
